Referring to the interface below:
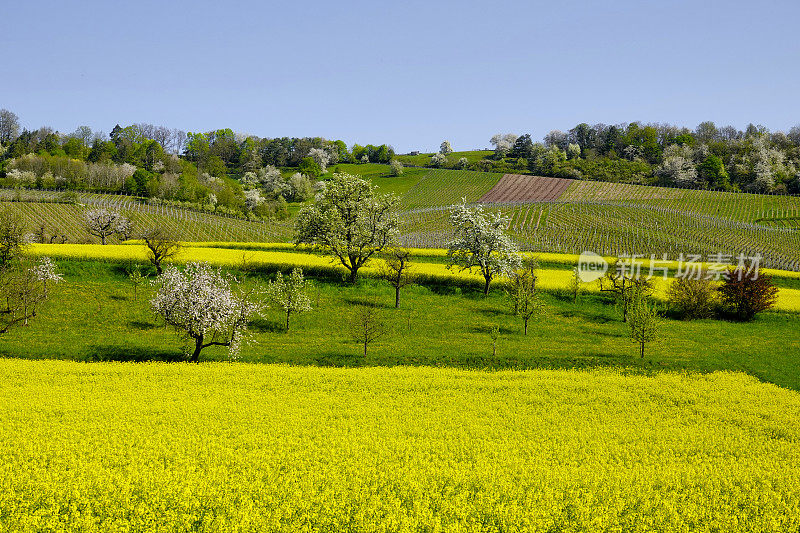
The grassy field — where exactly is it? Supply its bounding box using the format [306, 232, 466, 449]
[0, 359, 798, 532]
[4, 258, 800, 392]
[395, 150, 494, 167]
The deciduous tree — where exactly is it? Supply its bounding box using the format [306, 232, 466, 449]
[628, 291, 660, 358]
[141, 227, 181, 274]
[150, 262, 262, 362]
[379, 248, 414, 308]
[83, 208, 130, 245]
[718, 268, 778, 321]
[295, 173, 399, 283]
[351, 299, 388, 357]
[447, 201, 521, 296]
[505, 256, 542, 335]
[266, 268, 312, 330]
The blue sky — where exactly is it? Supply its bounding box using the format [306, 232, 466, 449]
[1, 0, 798, 153]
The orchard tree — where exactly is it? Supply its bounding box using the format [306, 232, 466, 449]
[389, 159, 403, 176]
[0, 257, 59, 332]
[83, 208, 131, 245]
[505, 256, 543, 335]
[141, 227, 180, 274]
[628, 291, 661, 358]
[457, 157, 469, 169]
[599, 261, 654, 322]
[150, 262, 262, 362]
[379, 248, 415, 308]
[32, 256, 62, 299]
[0, 209, 26, 267]
[266, 268, 312, 330]
[430, 152, 447, 167]
[295, 173, 399, 283]
[440, 140, 453, 155]
[447, 200, 521, 296]
[351, 299, 388, 357]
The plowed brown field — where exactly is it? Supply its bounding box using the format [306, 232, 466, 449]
[479, 174, 571, 203]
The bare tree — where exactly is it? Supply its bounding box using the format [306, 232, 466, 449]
[351, 299, 388, 357]
[599, 261, 654, 322]
[379, 248, 415, 308]
[570, 267, 583, 303]
[0, 109, 20, 144]
[141, 227, 181, 274]
[83, 209, 131, 245]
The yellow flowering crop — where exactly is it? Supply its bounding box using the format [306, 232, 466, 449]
[0, 360, 798, 532]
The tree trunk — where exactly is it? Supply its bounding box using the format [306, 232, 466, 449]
[363, 339, 368, 357]
[640, 342, 645, 359]
[190, 336, 203, 363]
[395, 287, 400, 309]
[286, 310, 291, 331]
[348, 267, 359, 284]
[483, 276, 491, 297]
[524, 318, 528, 336]
[156, 262, 163, 275]
[101, 234, 107, 245]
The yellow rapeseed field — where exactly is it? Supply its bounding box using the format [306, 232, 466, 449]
[25, 243, 800, 312]
[0, 360, 798, 532]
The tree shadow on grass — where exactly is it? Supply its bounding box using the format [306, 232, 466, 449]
[314, 351, 365, 367]
[557, 309, 617, 324]
[342, 298, 394, 309]
[249, 318, 287, 333]
[475, 306, 507, 317]
[84, 345, 184, 362]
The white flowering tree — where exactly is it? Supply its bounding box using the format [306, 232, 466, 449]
[430, 152, 448, 167]
[440, 140, 453, 155]
[150, 262, 262, 362]
[32, 256, 62, 299]
[308, 148, 331, 173]
[447, 200, 521, 296]
[83, 208, 131, 245]
[266, 268, 312, 330]
[295, 173, 399, 283]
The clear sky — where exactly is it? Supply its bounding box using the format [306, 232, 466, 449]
[1, 0, 798, 153]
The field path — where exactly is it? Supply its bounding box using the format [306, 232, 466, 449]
[479, 174, 572, 203]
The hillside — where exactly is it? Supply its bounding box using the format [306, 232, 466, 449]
[5, 164, 800, 270]
[1, 189, 292, 243]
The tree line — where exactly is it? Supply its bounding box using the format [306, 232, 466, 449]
[0, 109, 395, 218]
[429, 122, 800, 194]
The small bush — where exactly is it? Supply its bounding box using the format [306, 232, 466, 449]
[718, 268, 779, 321]
[666, 275, 718, 319]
